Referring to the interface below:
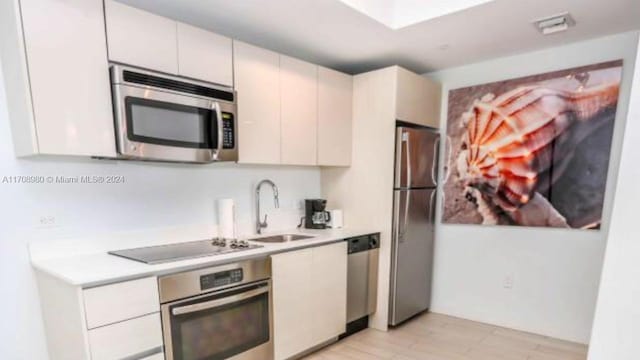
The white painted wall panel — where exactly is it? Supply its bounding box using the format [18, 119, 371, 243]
[588, 34, 640, 360]
[426, 31, 640, 344]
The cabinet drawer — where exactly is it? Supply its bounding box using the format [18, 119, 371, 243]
[84, 277, 159, 329]
[88, 313, 163, 360]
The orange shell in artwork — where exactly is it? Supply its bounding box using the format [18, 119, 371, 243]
[458, 82, 619, 211]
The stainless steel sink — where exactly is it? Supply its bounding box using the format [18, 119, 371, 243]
[249, 234, 315, 243]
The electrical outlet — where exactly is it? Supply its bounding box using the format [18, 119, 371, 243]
[36, 215, 57, 228]
[503, 275, 514, 289]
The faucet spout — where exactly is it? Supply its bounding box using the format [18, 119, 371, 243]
[256, 179, 280, 234]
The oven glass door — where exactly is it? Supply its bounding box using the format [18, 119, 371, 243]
[126, 97, 217, 150]
[166, 282, 270, 360]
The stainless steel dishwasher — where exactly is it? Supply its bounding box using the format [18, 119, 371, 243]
[343, 233, 380, 337]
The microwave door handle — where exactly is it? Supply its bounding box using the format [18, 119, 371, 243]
[212, 102, 223, 160]
[172, 286, 268, 316]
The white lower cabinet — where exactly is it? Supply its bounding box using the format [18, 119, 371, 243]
[272, 248, 314, 359]
[310, 242, 348, 343]
[88, 313, 163, 360]
[272, 242, 348, 359]
[83, 277, 160, 329]
[34, 273, 163, 360]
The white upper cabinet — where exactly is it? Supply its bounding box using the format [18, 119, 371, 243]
[318, 67, 353, 166]
[280, 55, 318, 166]
[104, 0, 178, 74]
[105, 1, 234, 86]
[0, 0, 116, 157]
[395, 67, 441, 128]
[234, 42, 354, 167]
[234, 41, 282, 164]
[177, 23, 233, 87]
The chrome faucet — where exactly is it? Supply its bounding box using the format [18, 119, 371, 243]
[256, 179, 280, 234]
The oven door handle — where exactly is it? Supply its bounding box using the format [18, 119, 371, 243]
[212, 101, 223, 160]
[172, 286, 268, 316]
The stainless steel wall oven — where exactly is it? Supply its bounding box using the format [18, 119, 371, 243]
[159, 258, 273, 360]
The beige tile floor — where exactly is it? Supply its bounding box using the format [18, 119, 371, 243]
[303, 312, 588, 360]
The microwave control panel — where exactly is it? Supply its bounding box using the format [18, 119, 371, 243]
[200, 268, 243, 290]
[221, 112, 235, 149]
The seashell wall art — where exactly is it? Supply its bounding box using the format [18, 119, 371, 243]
[442, 60, 623, 229]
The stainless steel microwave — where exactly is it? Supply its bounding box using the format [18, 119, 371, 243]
[110, 65, 238, 163]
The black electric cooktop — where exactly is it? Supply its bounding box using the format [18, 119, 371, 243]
[108, 239, 262, 264]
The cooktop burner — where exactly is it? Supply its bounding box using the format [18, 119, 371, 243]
[108, 239, 262, 264]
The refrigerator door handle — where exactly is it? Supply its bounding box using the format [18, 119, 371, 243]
[432, 136, 440, 186]
[393, 193, 400, 242]
[442, 135, 453, 184]
[429, 190, 437, 223]
[404, 131, 411, 188]
[401, 190, 410, 243]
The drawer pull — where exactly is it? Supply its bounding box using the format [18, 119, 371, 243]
[121, 345, 163, 360]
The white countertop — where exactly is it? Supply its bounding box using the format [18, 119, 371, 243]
[30, 228, 378, 287]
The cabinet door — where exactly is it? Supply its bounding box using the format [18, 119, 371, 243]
[272, 249, 314, 360]
[318, 67, 353, 166]
[395, 67, 441, 128]
[234, 41, 281, 164]
[177, 23, 233, 87]
[104, 0, 178, 74]
[20, 0, 116, 156]
[311, 242, 348, 344]
[280, 55, 318, 165]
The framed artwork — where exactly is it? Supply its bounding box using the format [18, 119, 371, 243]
[442, 60, 623, 229]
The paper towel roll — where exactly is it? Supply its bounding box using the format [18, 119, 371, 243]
[329, 209, 343, 229]
[217, 198, 236, 240]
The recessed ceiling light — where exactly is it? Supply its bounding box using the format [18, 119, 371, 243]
[339, 0, 496, 30]
[533, 12, 576, 35]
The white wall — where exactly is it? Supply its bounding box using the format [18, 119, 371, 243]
[0, 63, 321, 359]
[426, 31, 639, 344]
[588, 35, 640, 360]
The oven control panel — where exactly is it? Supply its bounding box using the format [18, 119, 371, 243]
[200, 268, 243, 290]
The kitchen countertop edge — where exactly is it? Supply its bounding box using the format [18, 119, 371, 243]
[30, 228, 379, 288]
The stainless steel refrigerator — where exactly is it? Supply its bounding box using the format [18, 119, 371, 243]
[389, 124, 439, 326]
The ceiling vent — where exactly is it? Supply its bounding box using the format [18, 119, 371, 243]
[533, 12, 575, 35]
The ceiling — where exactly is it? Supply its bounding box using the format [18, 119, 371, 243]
[118, 0, 640, 74]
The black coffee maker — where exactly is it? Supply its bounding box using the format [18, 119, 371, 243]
[304, 199, 331, 229]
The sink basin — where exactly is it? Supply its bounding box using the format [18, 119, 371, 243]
[249, 234, 315, 243]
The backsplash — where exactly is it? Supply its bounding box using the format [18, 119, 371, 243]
[0, 157, 320, 243]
